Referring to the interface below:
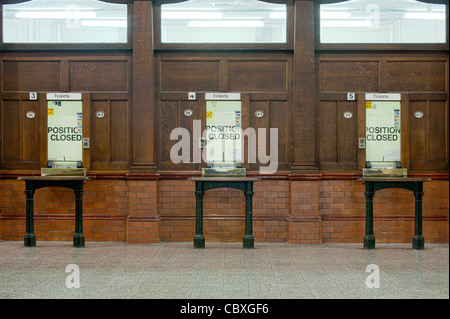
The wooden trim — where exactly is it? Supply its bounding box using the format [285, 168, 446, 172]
[38, 93, 47, 169]
[2, 170, 448, 181]
[401, 94, 410, 170]
[409, 93, 448, 101]
[82, 94, 91, 170]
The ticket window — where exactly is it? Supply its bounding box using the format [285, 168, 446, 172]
[365, 99, 401, 168]
[205, 100, 242, 167]
[47, 99, 83, 168]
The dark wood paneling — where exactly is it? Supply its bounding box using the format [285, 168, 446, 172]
[320, 101, 337, 163]
[160, 60, 220, 92]
[110, 100, 129, 163]
[159, 101, 178, 168]
[91, 98, 129, 171]
[1, 100, 20, 162]
[338, 101, 357, 164]
[319, 56, 448, 94]
[92, 101, 110, 163]
[319, 60, 379, 92]
[269, 100, 290, 171]
[158, 99, 200, 170]
[1, 97, 39, 169]
[21, 100, 39, 163]
[2, 61, 60, 92]
[292, 1, 318, 172]
[410, 99, 448, 171]
[131, 0, 156, 172]
[387, 61, 447, 92]
[319, 99, 358, 170]
[248, 100, 269, 171]
[69, 61, 128, 92]
[228, 61, 287, 92]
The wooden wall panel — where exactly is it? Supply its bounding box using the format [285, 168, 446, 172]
[158, 101, 178, 168]
[228, 61, 288, 92]
[160, 60, 220, 92]
[21, 100, 40, 163]
[69, 61, 128, 92]
[319, 101, 338, 164]
[387, 61, 447, 93]
[319, 60, 379, 93]
[2, 61, 60, 92]
[410, 99, 448, 171]
[1, 100, 20, 163]
[319, 57, 448, 94]
[90, 97, 129, 171]
[269, 100, 290, 171]
[248, 100, 269, 171]
[0, 97, 39, 169]
[110, 100, 129, 163]
[319, 99, 358, 171]
[92, 101, 110, 163]
[158, 99, 201, 170]
[338, 101, 357, 164]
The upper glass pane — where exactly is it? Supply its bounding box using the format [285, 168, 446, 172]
[161, 0, 287, 44]
[320, 0, 446, 44]
[3, 0, 127, 44]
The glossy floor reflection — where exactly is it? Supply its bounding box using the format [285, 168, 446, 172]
[0, 241, 448, 299]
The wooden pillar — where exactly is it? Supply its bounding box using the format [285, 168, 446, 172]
[131, 0, 156, 172]
[291, 0, 318, 173]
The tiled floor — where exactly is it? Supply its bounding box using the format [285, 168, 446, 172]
[0, 241, 448, 299]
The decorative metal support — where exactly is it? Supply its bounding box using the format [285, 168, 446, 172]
[19, 177, 87, 248]
[24, 187, 36, 247]
[413, 182, 424, 250]
[364, 182, 375, 249]
[73, 188, 85, 248]
[194, 182, 205, 249]
[191, 178, 259, 249]
[361, 178, 430, 250]
[243, 181, 254, 249]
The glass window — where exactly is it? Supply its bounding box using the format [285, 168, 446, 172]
[161, 0, 287, 44]
[3, 0, 127, 44]
[320, 0, 446, 44]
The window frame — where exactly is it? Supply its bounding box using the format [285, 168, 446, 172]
[154, 0, 294, 51]
[315, 0, 449, 51]
[0, 0, 133, 51]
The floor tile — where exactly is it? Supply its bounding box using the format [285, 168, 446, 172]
[0, 241, 447, 300]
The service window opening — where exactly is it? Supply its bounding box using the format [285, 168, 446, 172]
[205, 100, 242, 165]
[47, 100, 83, 162]
[365, 100, 401, 163]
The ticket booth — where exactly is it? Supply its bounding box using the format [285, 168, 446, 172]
[205, 93, 242, 166]
[46, 93, 84, 169]
[203, 93, 245, 175]
[364, 93, 402, 170]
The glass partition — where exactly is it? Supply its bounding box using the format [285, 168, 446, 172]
[365, 100, 401, 163]
[161, 0, 287, 43]
[3, 0, 127, 44]
[320, 0, 446, 44]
